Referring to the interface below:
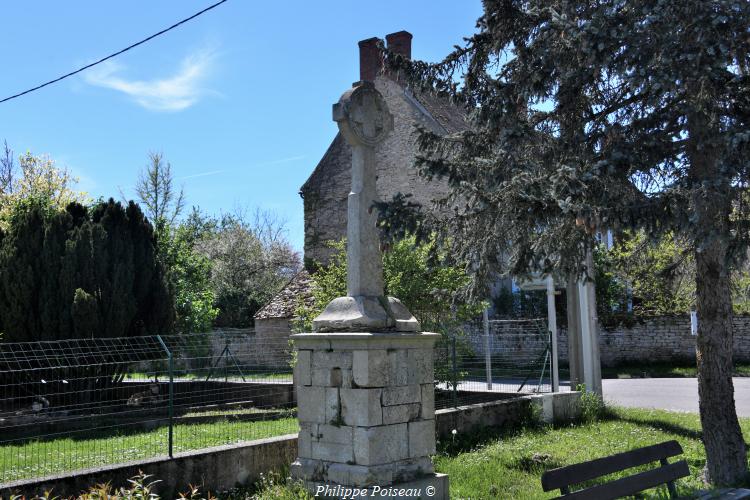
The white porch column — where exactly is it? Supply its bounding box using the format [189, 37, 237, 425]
[546, 276, 559, 392]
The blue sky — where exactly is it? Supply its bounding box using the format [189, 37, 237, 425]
[0, 1, 483, 251]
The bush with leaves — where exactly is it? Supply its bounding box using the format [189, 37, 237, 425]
[0, 144, 88, 229]
[294, 237, 483, 332]
[195, 209, 300, 327]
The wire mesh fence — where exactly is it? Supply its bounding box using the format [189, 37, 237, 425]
[0, 332, 295, 485]
[0, 321, 554, 485]
[434, 318, 553, 409]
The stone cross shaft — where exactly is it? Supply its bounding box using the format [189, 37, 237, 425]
[335, 83, 389, 297]
[312, 81, 419, 333]
[346, 129, 384, 297]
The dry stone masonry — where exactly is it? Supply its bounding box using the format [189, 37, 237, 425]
[291, 333, 440, 489]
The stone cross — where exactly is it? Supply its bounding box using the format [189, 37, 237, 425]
[312, 82, 419, 333]
[290, 80, 447, 500]
[337, 83, 388, 298]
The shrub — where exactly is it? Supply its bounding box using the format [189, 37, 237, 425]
[577, 384, 607, 423]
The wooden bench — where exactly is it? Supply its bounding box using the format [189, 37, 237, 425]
[540, 440, 690, 499]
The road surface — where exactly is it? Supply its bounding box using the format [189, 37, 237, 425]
[601, 377, 750, 416]
[452, 376, 750, 416]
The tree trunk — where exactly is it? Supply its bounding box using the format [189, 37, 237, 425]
[695, 238, 747, 485]
[690, 98, 748, 484]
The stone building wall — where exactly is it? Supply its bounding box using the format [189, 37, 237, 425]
[301, 75, 459, 266]
[466, 315, 750, 368]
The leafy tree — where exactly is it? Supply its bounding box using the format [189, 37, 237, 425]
[295, 237, 483, 332]
[383, 1, 750, 484]
[196, 209, 300, 327]
[133, 152, 184, 234]
[0, 145, 88, 228]
[131, 153, 216, 333]
[159, 222, 218, 333]
[595, 232, 695, 318]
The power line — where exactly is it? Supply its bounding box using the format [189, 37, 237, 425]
[0, 0, 229, 104]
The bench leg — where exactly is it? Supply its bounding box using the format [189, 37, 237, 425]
[661, 458, 678, 498]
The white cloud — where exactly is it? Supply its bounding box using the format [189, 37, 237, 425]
[84, 47, 217, 112]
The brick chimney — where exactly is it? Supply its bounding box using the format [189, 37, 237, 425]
[358, 31, 413, 82]
[386, 30, 412, 59]
[358, 37, 383, 82]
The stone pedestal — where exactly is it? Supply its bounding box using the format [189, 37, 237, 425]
[291, 332, 447, 499]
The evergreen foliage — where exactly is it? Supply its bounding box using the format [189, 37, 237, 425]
[381, 0, 750, 485]
[0, 198, 173, 341]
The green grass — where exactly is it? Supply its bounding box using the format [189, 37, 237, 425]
[7, 406, 750, 498]
[238, 407, 750, 500]
[123, 371, 292, 382]
[0, 417, 297, 484]
[599, 362, 750, 379]
[434, 407, 718, 499]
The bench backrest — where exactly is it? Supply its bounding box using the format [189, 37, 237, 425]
[540, 440, 690, 499]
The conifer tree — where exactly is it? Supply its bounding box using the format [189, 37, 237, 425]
[386, 0, 750, 484]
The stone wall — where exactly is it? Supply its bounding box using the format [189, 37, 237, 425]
[467, 315, 750, 368]
[209, 327, 291, 370]
[1, 435, 298, 498]
[292, 335, 438, 486]
[301, 75, 453, 266]
[3, 391, 581, 497]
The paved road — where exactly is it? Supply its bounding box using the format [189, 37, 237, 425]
[452, 376, 750, 416]
[602, 377, 750, 416]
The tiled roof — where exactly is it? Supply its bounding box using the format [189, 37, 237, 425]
[412, 88, 470, 134]
[254, 270, 314, 320]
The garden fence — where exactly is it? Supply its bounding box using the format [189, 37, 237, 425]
[434, 318, 553, 408]
[0, 322, 552, 485]
[0, 332, 295, 485]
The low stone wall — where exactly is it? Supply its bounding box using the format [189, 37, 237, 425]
[2, 392, 580, 497]
[0, 434, 299, 499]
[468, 315, 750, 367]
[434, 392, 580, 437]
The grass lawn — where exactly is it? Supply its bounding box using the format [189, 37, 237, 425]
[0, 417, 297, 484]
[434, 407, 715, 499]
[123, 371, 292, 382]
[598, 362, 750, 379]
[235, 407, 750, 500]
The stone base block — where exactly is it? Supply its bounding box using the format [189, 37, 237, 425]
[291, 457, 434, 488]
[301, 473, 449, 500]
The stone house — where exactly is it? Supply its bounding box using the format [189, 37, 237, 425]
[253, 30, 467, 338]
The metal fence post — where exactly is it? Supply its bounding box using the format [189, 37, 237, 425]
[451, 335, 458, 408]
[483, 309, 492, 390]
[156, 335, 174, 458]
